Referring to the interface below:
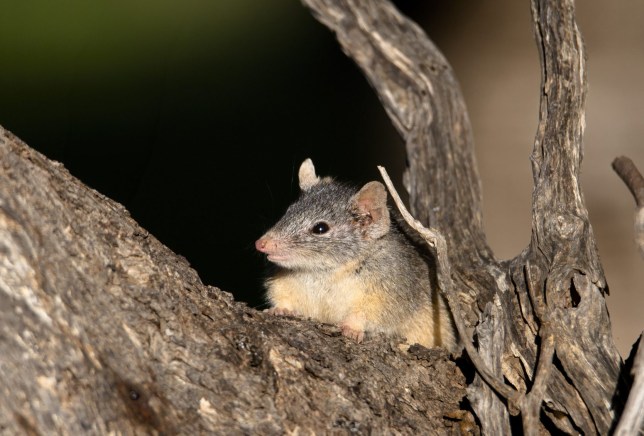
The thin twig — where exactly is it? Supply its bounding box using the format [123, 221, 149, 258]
[613, 156, 644, 259]
[378, 165, 522, 407]
[612, 156, 644, 207]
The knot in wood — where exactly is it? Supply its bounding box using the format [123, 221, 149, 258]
[551, 213, 584, 240]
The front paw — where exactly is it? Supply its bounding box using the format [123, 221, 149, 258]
[341, 325, 365, 343]
[264, 307, 300, 317]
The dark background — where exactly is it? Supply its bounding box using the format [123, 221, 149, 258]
[1, 1, 642, 354]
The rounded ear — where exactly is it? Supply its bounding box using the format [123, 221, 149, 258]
[350, 181, 391, 239]
[298, 158, 320, 191]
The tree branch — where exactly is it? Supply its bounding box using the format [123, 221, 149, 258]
[521, 0, 623, 433]
[612, 156, 644, 258]
[299, 0, 496, 309]
[613, 156, 644, 207]
[0, 126, 467, 433]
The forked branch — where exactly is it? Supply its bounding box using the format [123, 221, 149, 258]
[303, 0, 624, 433]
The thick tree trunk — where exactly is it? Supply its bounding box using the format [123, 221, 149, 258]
[0, 127, 466, 434]
[1, 0, 638, 433]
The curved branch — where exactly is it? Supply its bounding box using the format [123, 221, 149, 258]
[300, 0, 492, 267]
[612, 156, 644, 258]
[613, 156, 644, 207]
[299, 17, 504, 425]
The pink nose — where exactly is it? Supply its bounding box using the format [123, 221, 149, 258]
[255, 237, 270, 253]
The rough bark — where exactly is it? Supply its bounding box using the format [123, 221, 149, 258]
[300, 0, 625, 434]
[0, 126, 467, 433]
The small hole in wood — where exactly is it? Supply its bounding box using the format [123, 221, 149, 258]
[570, 279, 581, 308]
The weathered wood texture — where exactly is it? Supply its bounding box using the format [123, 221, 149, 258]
[0, 127, 468, 433]
[299, 0, 625, 433]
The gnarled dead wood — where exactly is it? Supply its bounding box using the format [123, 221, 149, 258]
[300, 0, 624, 433]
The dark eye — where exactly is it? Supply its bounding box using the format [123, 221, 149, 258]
[311, 222, 330, 234]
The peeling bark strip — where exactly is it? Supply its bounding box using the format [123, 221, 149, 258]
[301, 0, 624, 433]
[0, 127, 466, 434]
